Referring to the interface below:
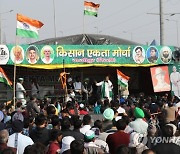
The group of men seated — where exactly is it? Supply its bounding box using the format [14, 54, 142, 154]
[66, 76, 93, 103]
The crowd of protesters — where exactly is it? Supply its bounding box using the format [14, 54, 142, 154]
[0, 77, 180, 154]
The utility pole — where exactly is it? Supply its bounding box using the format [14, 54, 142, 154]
[0, 10, 13, 44]
[147, 1, 164, 45]
[53, 0, 57, 39]
[159, 0, 164, 45]
[148, 1, 180, 46]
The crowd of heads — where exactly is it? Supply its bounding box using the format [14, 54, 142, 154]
[0, 92, 179, 153]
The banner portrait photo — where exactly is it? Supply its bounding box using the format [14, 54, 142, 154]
[150, 66, 171, 92]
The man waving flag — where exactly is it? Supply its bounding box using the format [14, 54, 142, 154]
[0, 67, 12, 87]
[16, 14, 44, 38]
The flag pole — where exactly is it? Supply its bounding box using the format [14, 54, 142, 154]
[117, 69, 120, 98]
[13, 37, 18, 109]
[118, 85, 120, 98]
[83, 13, 85, 34]
[13, 62, 16, 109]
[63, 59, 67, 104]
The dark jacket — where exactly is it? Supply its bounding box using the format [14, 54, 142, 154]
[102, 120, 113, 132]
[26, 101, 40, 117]
[62, 129, 84, 140]
[29, 127, 50, 146]
[152, 143, 180, 154]
[72, 129, 84, 140]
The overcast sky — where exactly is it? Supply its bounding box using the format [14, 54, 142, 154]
[1, 0, 180, 46]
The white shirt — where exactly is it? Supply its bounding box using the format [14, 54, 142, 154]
[129, 118, 148, 134]
[124, 125, 134, 134]
[84, 141, 99, 148]
[16, 82, 26, 99]
[73, 82, 82, 90]
[80, 125, 91, 135]
[96, 80, 113, 101]
[73, 81, 82, 93]
[7, 133, 34, 154]
[94, 138, 109, 153]
[117, 106, 126, 114]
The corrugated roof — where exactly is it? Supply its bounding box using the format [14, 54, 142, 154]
[32, 34, 142, 45]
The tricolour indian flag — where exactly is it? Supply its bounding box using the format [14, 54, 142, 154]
[16, 14, 44, 38]
[0, 67, 12, 87]
[84, 1, 100, 17]
[117, 69, 130, 87]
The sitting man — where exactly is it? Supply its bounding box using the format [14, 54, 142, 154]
[73, 76, 83, 101]
[129, 107, 148, 134]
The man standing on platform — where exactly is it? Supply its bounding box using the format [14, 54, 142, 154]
[82, 78, 92, 103]
[66, 77, 75, 101]
[96, 75, 113, 101]
[16, 78, 27, 107]
[30, 78, 40, 98]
